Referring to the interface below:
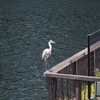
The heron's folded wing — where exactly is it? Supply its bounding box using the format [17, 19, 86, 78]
[42, 49, 50, 61]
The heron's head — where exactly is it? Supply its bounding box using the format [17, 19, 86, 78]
[49, 40, 55, 44]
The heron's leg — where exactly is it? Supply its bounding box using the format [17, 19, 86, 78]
[45, 61, 48, 70]
[47, 60, 50, 69]
[45, 60, 50, 70]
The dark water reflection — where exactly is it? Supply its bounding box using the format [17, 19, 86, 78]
[0, 0, 100, 100]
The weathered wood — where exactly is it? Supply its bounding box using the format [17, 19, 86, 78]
[75, 80, 81, 100]
[45, 41, 100, 73]
[66, 79, 69, 99]
[60, 78, 64, 100]
[73, 62, 76, 96]
[44, 72, 100, 82]
[48, 87, 52, 100]
[52, 78, 57, 100]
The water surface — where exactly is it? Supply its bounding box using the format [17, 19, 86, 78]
[0, 0, 100, 100]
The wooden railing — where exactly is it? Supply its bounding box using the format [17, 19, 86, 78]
[44, 72, 100, 82]
[44, 41, 100, 100]
[44, 41, 100, 74]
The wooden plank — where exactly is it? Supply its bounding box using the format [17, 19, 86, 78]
[60, 78, 64, 100]
[52, 78, 57, 100]
[46, 41, 100, 73]
[73, 62, 76, 95]
[44, 71, 100, 82]
[75, 81, 80, 100]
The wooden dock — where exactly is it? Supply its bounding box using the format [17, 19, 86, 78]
[45, 41, 100, 74]
[44, 38, 100, 100]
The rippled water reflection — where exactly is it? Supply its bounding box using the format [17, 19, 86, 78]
[0, 0, 100, 100]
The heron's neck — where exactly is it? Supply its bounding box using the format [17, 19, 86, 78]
[48, 42, 52, 51]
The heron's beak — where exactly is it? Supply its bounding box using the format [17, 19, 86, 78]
[51, 40, 56, 44]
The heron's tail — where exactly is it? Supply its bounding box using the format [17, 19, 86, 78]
[42, 59, 44, 62]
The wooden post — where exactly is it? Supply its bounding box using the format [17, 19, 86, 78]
[48, 89, 52, 100]
[66, 79, 69, 99]
[60, 78, 64, 100]
[46, 77, 52, 100]
[75, 80, 81, 100]
[52, 78, 57, 100]
[90, 51, 94, 76]
[73, 61, 80, 100]
[73, 62, 76, 95]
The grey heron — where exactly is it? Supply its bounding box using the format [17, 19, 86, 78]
[42, 40, 55, 70]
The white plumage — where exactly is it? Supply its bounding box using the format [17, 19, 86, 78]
[42, 40, 55, 62]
